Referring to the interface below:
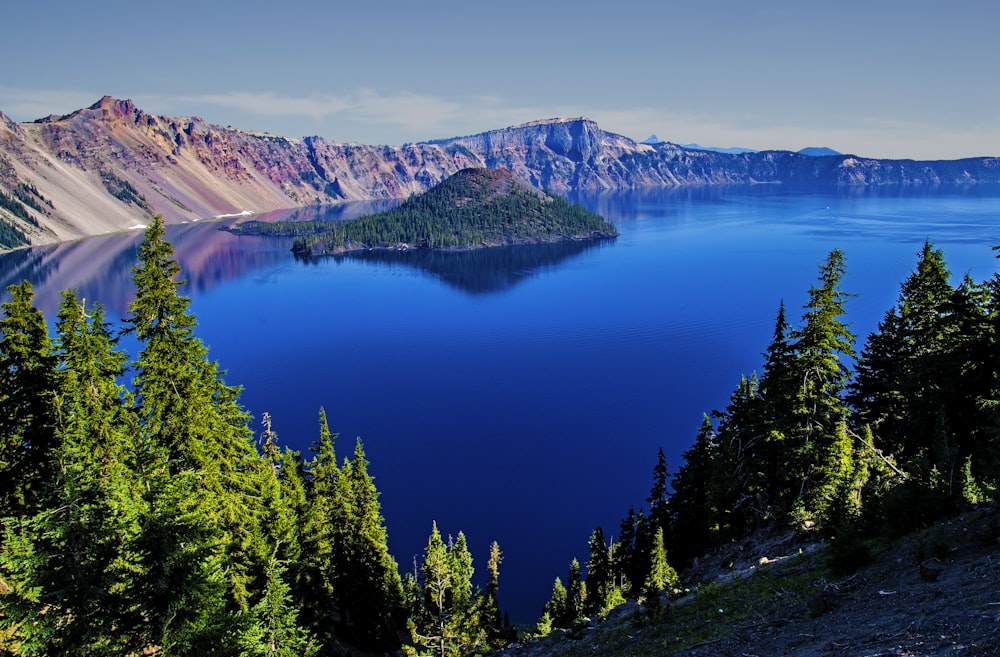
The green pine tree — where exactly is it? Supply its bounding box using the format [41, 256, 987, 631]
[643, 526, 679, 595]
[788, 248, 856, 524]
[0, 281, 58, 521]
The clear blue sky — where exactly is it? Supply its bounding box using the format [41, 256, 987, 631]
[2, 0, 997, 159]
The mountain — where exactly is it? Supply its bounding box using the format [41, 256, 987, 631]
[231, 167, 618, 255]
[1, 97, 999, 249]
[680, 143, 758, 155]
[642, 134, 664, 145]
[797, 146, 842, 156]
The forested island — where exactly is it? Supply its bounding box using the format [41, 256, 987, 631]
[1, 215, 998, 656]
[226, 168, 618, 256]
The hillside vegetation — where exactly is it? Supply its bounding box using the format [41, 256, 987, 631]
[227, 168, 617, 255]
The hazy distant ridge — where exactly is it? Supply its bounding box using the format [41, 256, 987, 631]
[1, 96, 998, 247]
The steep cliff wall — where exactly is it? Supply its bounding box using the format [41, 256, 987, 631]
[1, 97, 997, 248]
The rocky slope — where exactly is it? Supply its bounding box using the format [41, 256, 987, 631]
[500, 507, 1000, 657]
[1, 96, 999, 248]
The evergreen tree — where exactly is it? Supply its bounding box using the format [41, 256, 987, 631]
[0, 281, 58, 520]
[482, 540, 507, 645]
[414, 522, 460, 657]
[336, 438, 403, 650]
[297, 409, 340, 649]
[711, 374, 766, 533]
[240, 555, 318, 657]
[851, 242, 956, 466]
[584, 527, 613, 615]
[788, 248, 856, 523]
[125, 216, 265, 648]
[646, 447, 670, 533]
[669, 414, 719, 564]
[755, 301, 799, 514]
[542, 577, 567, 629]
[643, 526, 679, 596]
[0, 291, 147, 655]
[564, 558, 586, 627]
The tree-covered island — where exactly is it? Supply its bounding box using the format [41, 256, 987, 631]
[226, 168, 618, 256]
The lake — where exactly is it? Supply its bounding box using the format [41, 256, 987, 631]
[2, 184, 999, 623]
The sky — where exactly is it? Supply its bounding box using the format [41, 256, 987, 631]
[1, 0, 997, 160]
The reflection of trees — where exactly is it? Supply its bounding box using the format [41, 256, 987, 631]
[332, 239, 615, 294]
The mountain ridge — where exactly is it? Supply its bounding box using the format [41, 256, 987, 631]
[1, 96, 998, 249]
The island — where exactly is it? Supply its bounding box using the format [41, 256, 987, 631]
[226, 167, 618, 256]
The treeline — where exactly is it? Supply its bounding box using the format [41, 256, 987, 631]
[0, 217, 511, 656]
[229, 168, 617, 254]
[538, 243, 1000, 633]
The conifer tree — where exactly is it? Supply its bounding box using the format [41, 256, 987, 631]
[125, 216, 264, 647]
[643, 526, 679, 598]
[711, 374, 765, 533]
[482, 540, 505, 645]
[756, 301, 799, 514]
[669, 414, 718, 564]
[0, 291, 147, 655]
[0, 281, 58, 520]
[585, 527, 613, 615]
[851, 242, 956, 466]
[336, 438, 403, 650]
[542, 577, 567, 629]
[788, 248, 856, 523]
[298, 408, 340, 647]
[240, 555, 318, 657]
[564, 558, 586, 626]
[415, 521, 458, 657]
[647, 447, 670, 533]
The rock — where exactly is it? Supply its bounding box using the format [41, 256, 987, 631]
[920, 558, 945, 582]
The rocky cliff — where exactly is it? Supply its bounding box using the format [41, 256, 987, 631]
[1, 96, 998, 248]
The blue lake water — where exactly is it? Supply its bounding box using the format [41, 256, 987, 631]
[2, 184, 999, 623]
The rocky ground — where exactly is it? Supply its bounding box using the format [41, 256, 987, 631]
[498, 506, 1000, 657]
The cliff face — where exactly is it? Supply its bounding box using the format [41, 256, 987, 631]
[1, 96, 998, 247]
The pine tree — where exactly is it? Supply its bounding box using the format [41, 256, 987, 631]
[542, 577, 567, 629]
[125, 216, 265, 648]
[0, 291, 148, 655]
[788, 248, 856, 524]
[669, 414, 718, 564]
[851, 241, 956, 469]
[0, 281, 58, 520]
[415, 521, 457, 657]
[711, 374, 766, 533]
[337, 438, 403, 651]
[564, 558, 586, 627]
[482, 540, 505, 645]
[643, 526, 679, 596]
[756, 301, 799, 515]
[298, 408, 340, 648]
[240, 555, 318, 657]
[585, 527, 613, 615]
[647, 447, 670, 533]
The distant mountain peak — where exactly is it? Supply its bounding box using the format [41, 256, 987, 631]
[797, 146, 842, 157]
[642, 134, 664, 145]
[681, 143, 758, 155]
[88, 95, 137, 117]
[515, 117, 590, 128]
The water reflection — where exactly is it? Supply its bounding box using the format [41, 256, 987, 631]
[0, 194, 615, 314]
[300, 238, 616, 294]
[0, 220, 296, 316]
